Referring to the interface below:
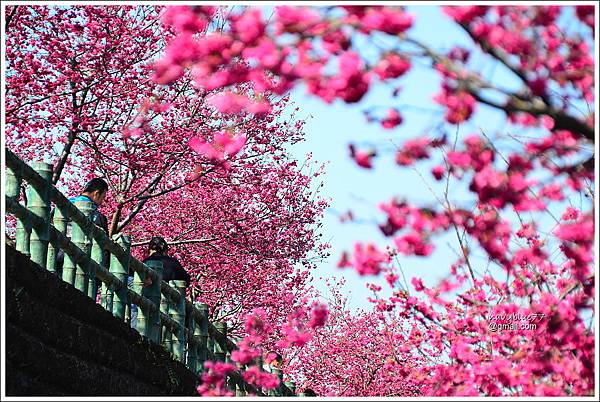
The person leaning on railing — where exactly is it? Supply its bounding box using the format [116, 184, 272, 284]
[128, 236, 191, 328]
[55, 178, 110, 295]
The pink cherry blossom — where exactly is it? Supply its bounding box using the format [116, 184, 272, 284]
[152, 58, 185, 85]
[394, 232, 434, 256]
[242, 366, 280, 390]
[308, 302, 329, 329]
[434, 87, 476, 124]
[165, 33, 202, 65]
[161, 6, 212, 33]
[275, 6, 320, 33]
[360, 7, 414, 35]
[554, 215, 594, 244]
[348, 144, 376, 169]
[207, 92, 251, 114]
[442, 6, 489, 24]
[345, 243, 390, 276]
[232, 9, 265, 44]
[381, 108, 403, 129]
[395, 137, 430, 166]
[431, 165, 446, 180]
[374, 53, 411, 80]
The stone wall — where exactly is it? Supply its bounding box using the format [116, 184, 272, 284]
[5, 244, 198, 396]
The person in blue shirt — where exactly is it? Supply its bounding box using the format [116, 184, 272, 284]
[56, 178, 110, 285]
[68, 178, 110, 235]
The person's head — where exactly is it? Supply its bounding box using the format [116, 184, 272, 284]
[82, 178, 109, 206]
[148, 236, 168, 256]
[266, 351, 283, 368]
[302, 389, 317, 396]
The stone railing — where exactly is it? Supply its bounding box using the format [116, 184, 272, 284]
[4, 149, 296, 396]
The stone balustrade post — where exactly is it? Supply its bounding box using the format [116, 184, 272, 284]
[145, 260, 163, 344]
[170, 280, 187, 362]
[26, 162, 52, 270]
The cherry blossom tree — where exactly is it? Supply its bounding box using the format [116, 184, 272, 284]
[6, 3, 595, 396]
[6, 6, 165, 185]
[198, 301, 329, 396]
[154, 4, 595, 396]
[5, 5, 329, 333]
[285, 279, 423, 397]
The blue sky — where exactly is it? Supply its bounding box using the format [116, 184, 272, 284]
[286, 6, 483, 311]
[285, 6, 594, 311]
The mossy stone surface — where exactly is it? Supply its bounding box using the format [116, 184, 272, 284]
[5, 244, 198, 396]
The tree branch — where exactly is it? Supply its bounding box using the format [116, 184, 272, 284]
[405, 36, 595, 142]
[52, 129, 78, 184]
[130, 237, 219, 247]
[5, 6, 19, 31]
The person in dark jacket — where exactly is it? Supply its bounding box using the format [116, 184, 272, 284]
[142, 236, 191, 287]
[129, 236, 190, 328]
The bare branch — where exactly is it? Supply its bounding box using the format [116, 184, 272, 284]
[131, 237, 219, 247]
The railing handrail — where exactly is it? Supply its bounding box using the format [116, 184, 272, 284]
[5, 150, 181, 295]
[5, 149, 295, 396]
[5, 150, 241, 354]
